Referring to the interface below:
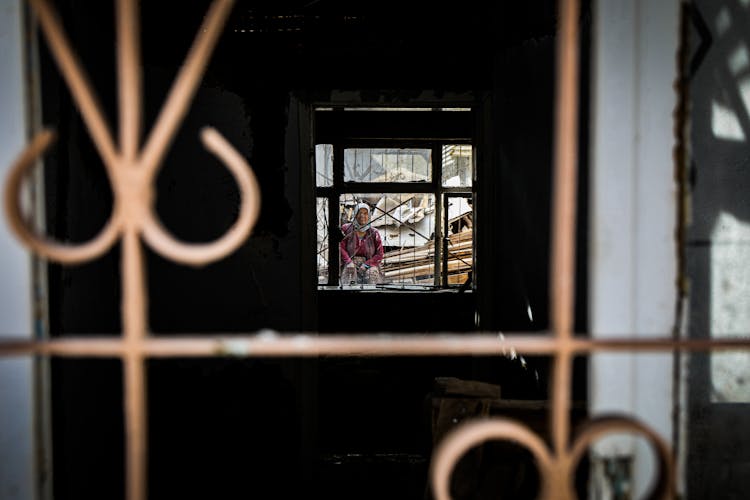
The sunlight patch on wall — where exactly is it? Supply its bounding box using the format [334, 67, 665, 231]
[729, 44, 749, 75]
[711, 211, 750, 402]
[738, 78, 750, 127]
[715, 7, 731, 36]
[711, 100, 745, 141]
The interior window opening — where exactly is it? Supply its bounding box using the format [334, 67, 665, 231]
[314, 131, 474, 291]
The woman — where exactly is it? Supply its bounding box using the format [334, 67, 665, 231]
[340, 202, 384, 285]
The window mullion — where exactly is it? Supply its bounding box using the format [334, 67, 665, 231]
[433, 143, 443, 287]
[329, 144, 345, 286]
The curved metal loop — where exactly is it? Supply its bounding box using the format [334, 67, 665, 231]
[4, 129, 122, 264]
[569, 414, 675, 500]
[139, 0, 235, 177]
[141, 127, 261, 267]
[430, 417, 556, 500]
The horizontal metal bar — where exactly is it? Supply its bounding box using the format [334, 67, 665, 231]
[1, 332, 749, 358]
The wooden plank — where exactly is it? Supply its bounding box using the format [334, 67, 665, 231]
[384, 258, 472, 279]
[447, 272, 470, 285]
[380, 228, 473, 281]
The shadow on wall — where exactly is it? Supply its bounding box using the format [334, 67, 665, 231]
[686, 1, 750, 498]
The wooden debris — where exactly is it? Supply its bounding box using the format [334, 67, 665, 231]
[382, 229, 473, 284]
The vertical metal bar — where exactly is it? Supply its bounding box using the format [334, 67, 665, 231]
[117, 3, 147, 499]
[330, 144, 344, 286]
[117, 0, 141, 161]
[24, 5, 55, 497]
[122, 228, 148, 500]
[443, 193, 449, 287]
[434, 144, 443, 287]
[550, 0, 580, 464]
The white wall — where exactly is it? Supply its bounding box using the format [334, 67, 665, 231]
[0, 0, 36, 499]
[588, 0, 680, 497]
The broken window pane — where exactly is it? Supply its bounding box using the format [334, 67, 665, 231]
[317, 197, 329, 284]
[442, 144, 473, 188]
[444, 195, 474, 285]
[344, 148, 432, 183]
[316, 144, 333, 187]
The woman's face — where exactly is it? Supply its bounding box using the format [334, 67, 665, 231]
[356, 208, 369, 225]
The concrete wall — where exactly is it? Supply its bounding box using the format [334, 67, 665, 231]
[0, 1, 36, 499]
[588, 0, 680, 497]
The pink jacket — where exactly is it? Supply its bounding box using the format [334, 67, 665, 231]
[339, 223, 384, 267]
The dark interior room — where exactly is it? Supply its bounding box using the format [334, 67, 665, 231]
[37, 0, 591, 498]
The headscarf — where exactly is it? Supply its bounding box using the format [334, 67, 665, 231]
[351, 202, 372, 232]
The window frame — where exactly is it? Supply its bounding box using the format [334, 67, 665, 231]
[313, 110, 475, 291]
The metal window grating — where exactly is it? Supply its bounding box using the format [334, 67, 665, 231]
[1, 0, 749, 499]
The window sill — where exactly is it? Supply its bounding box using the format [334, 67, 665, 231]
[317, 284, 472, 293]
